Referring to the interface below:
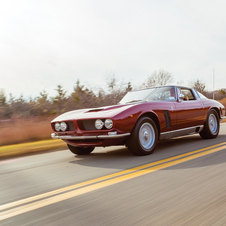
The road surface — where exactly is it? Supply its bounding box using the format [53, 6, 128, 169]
[1, 124, 226, 225]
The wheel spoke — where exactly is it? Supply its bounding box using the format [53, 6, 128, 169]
[139, 123, 155, 150]
[209, 113, 218, 134]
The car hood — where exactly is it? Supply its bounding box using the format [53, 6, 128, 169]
[51, 103, 139, 122]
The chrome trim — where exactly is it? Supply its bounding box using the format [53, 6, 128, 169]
[97, 133, 130, 139]
[51, 133, 130, 140]
[159, 125, 204, 140]
[51, 133, 96, 140]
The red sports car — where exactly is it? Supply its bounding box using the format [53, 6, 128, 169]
[51, 85, 225, 156]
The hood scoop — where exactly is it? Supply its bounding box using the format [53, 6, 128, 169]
[86, 108, 104, 113]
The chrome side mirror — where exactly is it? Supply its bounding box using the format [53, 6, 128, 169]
[179, 94, 184, 101]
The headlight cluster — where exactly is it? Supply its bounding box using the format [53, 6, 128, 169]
[55, 122, 68, 132]
[95, 119, 113, 130]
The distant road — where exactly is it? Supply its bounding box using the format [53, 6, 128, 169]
[1, 124, 226, 225]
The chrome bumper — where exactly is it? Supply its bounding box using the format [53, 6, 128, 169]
[51, 132, 130, 140]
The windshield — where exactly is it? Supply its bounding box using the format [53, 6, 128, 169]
[119, 88, 156, 104]
[119, 86, 177, 104]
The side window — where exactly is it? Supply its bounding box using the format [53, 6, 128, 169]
[180, 88, 195, 101]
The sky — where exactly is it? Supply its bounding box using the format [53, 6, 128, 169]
[1, 0, 226, 99]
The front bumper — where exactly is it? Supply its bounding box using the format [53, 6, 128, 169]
[51, 132, 131, 140]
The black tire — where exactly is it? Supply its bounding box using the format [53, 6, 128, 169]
[67, 144, 94, 155]
[199, 109, 219, 139]
[127, 117, 158, 156]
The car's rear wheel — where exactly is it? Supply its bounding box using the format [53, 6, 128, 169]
[127, 117, 158, 156]
[199, 109, 219, 139]
[67, 144, 94, 155]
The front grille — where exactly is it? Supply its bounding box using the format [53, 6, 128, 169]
[67, 121, 75, 131]
[82, 120, 96, 130]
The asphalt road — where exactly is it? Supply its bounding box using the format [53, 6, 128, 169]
[1, 124, 226, 226]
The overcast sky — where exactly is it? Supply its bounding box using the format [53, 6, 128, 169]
[1, 0, 226, 99]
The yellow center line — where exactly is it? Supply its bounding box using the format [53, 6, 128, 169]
[0, 142, 226, 221]
[1, 142, 225, 212]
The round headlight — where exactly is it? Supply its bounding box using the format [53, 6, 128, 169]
[55, 122, 61, 132]
[60, 122, 68, 131]
[95, 119, 104, 130]
[105, 119, 113, 129]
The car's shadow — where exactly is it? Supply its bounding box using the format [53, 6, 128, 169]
[69, 134, 226, 170]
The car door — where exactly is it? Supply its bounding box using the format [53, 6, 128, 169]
[174, 87, 205, 130]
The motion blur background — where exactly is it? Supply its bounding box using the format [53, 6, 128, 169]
[1, 0, 226, 147]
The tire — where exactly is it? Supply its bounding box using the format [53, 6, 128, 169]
[199, 109, 219, 139]
[127, 117, 158, 156]
[67, 144, 94, 155]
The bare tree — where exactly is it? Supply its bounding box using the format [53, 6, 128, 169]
[189, 79, 206, 93]
[105, 72, 117, 92]
[104, 73, 127, 104]
[147, 69, 173, 87]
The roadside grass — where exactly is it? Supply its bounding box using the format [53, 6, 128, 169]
[0, 139, 67, 159]
[219, 98, 226, 106]
[0, 116, 67, 160]
[0, 116, 55, 146]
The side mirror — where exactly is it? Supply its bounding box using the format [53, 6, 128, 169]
[179, 94, 184, 101]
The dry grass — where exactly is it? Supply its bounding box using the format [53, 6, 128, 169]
[0, 116, 56, 146]
[219, 98, 226, 107]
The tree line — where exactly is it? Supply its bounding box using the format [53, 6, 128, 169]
[0, 70, 226, 119]
[0, 78, 133, 118]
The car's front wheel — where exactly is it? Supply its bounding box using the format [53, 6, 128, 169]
[67, 144, 94, 155]
[127, 117, 158, 156]
[199, 109, 219, 139]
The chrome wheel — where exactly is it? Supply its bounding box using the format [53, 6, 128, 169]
[208, 113, 218, 135]
[200, 109, 219, 139]
[127, 117, 158, 155]
[139, 122, 155, 150]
